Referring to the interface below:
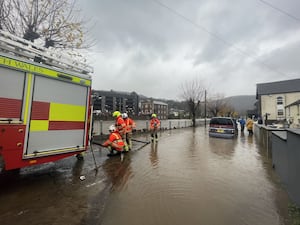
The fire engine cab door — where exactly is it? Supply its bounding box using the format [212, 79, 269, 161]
[26, 75, 88, 155]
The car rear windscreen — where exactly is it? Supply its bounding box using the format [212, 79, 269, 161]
[210, 118, 233, 126]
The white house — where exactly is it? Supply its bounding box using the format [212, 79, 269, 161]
[256, 78, 300, 128]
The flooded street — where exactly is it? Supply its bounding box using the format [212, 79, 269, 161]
[0, 126, 293, 225]
[100, 128, 291, 225]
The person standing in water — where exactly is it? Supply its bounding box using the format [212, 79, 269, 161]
[149, 113, 160, 142]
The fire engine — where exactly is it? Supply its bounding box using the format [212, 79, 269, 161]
[0, 30, 93, 172]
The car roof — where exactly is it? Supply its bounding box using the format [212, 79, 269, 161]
[209, 117, 234, 125]
[211, 117, 233, 119]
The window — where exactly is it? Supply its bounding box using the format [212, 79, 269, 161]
[277, 96, 283, 105]
[277, 109, 284, 116]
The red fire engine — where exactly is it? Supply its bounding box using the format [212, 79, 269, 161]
[0, 30, 93, 172]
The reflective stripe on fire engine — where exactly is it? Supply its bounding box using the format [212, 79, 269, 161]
[49, 103, 86, 121]
[0, 56, 91, 86]
[23, 73, 33, 125]
[30, 102, 86, 131]
[30, 120, 49, 131]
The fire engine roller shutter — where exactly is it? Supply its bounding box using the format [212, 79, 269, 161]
[0, 67, 25, 120]
[27, 75, 88, 154]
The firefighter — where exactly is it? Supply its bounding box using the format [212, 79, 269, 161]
[112, 110, 129, 151]
[101, 124, 125, 156]
[122, 112, 136, 150]
[149, 113, 160, 142]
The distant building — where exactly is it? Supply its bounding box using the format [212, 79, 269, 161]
[256, 78, 300, 127]
[140, 99, 168, 119]
[92, 90, 139, 116]
[169, 108, 186, 119]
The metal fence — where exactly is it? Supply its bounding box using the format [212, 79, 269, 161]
[92, 119, 207, 135]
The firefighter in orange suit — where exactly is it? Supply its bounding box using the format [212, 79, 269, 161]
[122, 113, 136, 150]
[112, 111, 129, 151]
[101, 125, 125, 156]
[150, 113, 160, 142]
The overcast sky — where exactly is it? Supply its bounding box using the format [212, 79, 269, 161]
[78, 0, 300, 100]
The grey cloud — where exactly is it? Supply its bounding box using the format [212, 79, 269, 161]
[79, 0, 300, 99]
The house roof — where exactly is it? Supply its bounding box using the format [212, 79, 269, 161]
[153, 100, 168, 105]
[256, 78, 300, 97]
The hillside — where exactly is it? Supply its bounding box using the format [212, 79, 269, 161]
[225, 95, 256, 115]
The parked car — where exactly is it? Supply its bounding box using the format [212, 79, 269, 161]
[209, 117, 238, 138]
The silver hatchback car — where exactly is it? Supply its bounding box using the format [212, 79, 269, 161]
[209, 117, 237, 138]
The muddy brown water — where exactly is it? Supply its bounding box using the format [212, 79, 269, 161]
[100, 128, 292, 225]
[0, 127, 293, 225]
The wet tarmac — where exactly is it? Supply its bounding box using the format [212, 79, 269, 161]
[0, 126, 295, 225]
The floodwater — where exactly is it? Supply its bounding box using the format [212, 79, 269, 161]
[99, 128, 291, 225]
[0, 126, 293, 225]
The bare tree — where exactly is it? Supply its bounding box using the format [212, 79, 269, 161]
[0, 0, 13, 30]
[181, 78, 206, 127]
[207, 94, 232, 117]
[1, 0, 92, 49]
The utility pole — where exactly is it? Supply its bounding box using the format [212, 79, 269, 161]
[204, 90, 207, 127]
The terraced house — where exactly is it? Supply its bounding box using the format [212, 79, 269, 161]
[256, 78, 300, 128]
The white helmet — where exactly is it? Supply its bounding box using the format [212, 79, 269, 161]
[108, 124, 116, 132]
[122, 113, 128, 119]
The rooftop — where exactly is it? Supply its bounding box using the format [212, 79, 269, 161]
[256, 78, 300, 97]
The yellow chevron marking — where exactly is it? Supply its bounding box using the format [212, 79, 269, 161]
[30, 120, 49, 131]
[49, 103, 86, 122]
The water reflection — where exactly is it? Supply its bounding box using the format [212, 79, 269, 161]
[102, 154, 133, 192]
[100, 127, 293, 225]
[149, 142, 159, 168]
[240, 131, 245, 138]
[247, 134, 254, 144]
[208, 136, 237, 158]
[185, 127, 203, 163]
[189, 127, 197, 151]
[71, 159, 84, 183]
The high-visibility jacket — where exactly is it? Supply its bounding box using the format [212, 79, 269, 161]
[124, 117, 136, 133]
[246, 119, 254, 130]
[150, 118, 160, 130]
[115, 116, 126, 135]
[103, 131, 125, 151]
